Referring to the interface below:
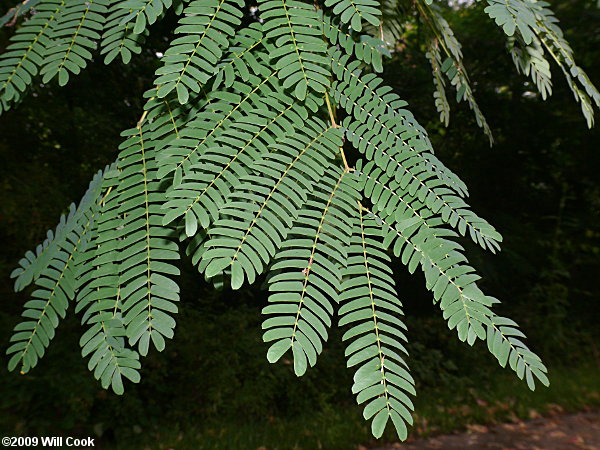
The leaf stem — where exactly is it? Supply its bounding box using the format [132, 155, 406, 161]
[325, 92, 352, 172]
[324, 92, 338, 127]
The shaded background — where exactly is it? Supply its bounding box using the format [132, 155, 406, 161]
[0, 0, 598, 448]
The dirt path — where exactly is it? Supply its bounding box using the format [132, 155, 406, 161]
[371, 412, 600, 450]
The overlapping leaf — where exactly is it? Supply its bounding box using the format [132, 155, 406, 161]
[263, 169, 359, 375]
[117, 0, 174, 35]
[201, 119, 341, 288]
[40, 0, 109, 86]
[330, 49, 470, 198]
[112, 119, 181, 356]
[156, 51, 280, 179]
[0, 0, 43, 27]
[0, 0, 67, 108]
[321, 11, 389, 73]
[361, 203, 547, 389]
[323, 0, 380, 33]
[417, 1, 492, 142]
[357, 173, 494, 345]
[332, 58, 502, 252]
[508, 35, 552, 101]
[101, 0, 148, 64]
[426, 39, 450, 126]
[7, 168, 107, 374]
[480, 0, 600, 126]
[163, 90, 311, 236]
[213, 23, 265, 89]
[487, 316, 549, 390]
[154, 0, 244, 103]
[258, 0, 330, 100]
[75, 167, 142, 394]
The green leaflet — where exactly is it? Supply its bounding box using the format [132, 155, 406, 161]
[213, 23, 265, 90]
[40, 0, 110, 86]
[75, 167, 141, 394]
[156, 49, 280, 179]
[163, 90, 310, 235]
[363, 203, 546, 387]
[355, 159, 501, 253]
[263, 169, 359, 375]
[330, 49, 471, 199]
[117, 0, 174, 33]
[7, 166, 108, 374]
[508, 35, 552, 101]
[417, 1, 493, 142]
[481, 0, 600, 126]
[426, 39, 450, 127]
[113, 122, 181, 356]
[0, 0, 44, 27]
[363, 196, 495, 344]
[341, 98, 501, 252]
[339, 207, 414, 439]
[0, 0, 67, 108]
[323, 0, 380, 33]
[153, 0, 244, 103]
[10, 167, 107, 292]
[101, 0, 148, 64]
[201, 119, 341, 288]
[258, 0, 330, 100]
[487, 317, 549, 390]
[483, 0, 538, 45]
[320, 11, 389, 73]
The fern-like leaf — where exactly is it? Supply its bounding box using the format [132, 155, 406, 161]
[331, 49, 470, 198]
[0, 0, 67, 107]
[163, 91, 310, 235]
[40, 0, 109, 86]
[358, 159, 501, 253]
[0, 0, 44, 27]
[263, 169, 359, 375]
[258, 0, 330, 100]
[117, 0, 174, 34]
[7, 168, 106, 373]
[202, 120, 341, 288]
[114, 122, 181, 356]
[75, 167, 142, 394]
[426, 39, 450, 126]
[417, 1, 493, 142]
[101, 0, 147, 64]
[154, 0, 244, 103]
[487, 316, 549, 390]
[156, 54, 280, 179]
[480, 0, 600, 126]
[339, 207, 415, 439]
[7, 0, 593, 439]
[508, 35, 552, 101]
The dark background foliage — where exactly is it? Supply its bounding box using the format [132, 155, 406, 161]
[0, 0, 598, 448]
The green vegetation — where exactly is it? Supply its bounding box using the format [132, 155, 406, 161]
[0, 0, 598, 447]
[121, 366, 599, 450]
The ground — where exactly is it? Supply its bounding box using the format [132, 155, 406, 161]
[371, 412, 600, 450]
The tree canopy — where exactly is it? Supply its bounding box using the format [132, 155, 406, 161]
[1, 0, 598, 442]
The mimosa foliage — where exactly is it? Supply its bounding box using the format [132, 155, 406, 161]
[2, 0, 595, 440]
